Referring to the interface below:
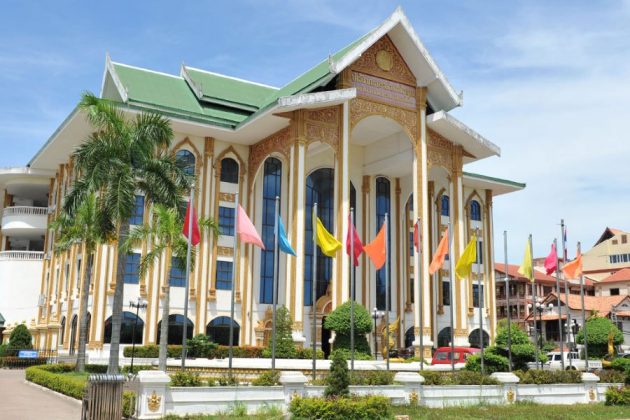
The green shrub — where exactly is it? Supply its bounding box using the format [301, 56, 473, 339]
[542, 341, 557, 353]
[419, 371, 499, 385]
[84, 364, 108, 373]
[464, 347, 510, 374]
[206, 377, 217, 386]
[186, 334, 218, 358]
[576, 316, 624, 358]
[217, 375, 239, 386]
[0, 356, 48, 368]
[611, 358, 630, 372]
[349, 370, 394, 385]
[325, 351, 350, 397]
[123, 391, 136, 418]
[264, 306, 296, 359]
[605, 386, 630, 405]
[170, 371, 202, 387]
[25, 365, 86, 399]
[251, 370, 280, 386]
[123, 344, 183, 358]
[324, 302, 373, 360]
[8, 324, 33, 350]
[596, 369, 626, 384]
[514, 369, 582, 384]
[289, 395, 390, 420]
[0, 343, 8, 357]
[296, 347, 325, 360]
[328, 348, 373, 361]
[494, 325, 540, 370]
[121, 365, 155, 375]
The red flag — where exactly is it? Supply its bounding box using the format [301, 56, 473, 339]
[413, 220, 420, 252]
[346, 215, 363, 267]
[544, 242, 557, 275]
[429, 228, 448, 275]
[183, 201, 200, 246]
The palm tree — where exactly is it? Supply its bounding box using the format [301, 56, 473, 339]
[64, 93, 191, 373]
[52, 193, 114, 372]
[124, 204, 218, 370]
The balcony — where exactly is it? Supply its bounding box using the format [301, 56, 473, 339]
[1, 206, 48, 236]
[0, 251, 45, 261]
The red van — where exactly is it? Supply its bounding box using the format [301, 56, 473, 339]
[431, 347, 480, 365]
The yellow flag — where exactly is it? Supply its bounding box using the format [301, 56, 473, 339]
[455, 235, 477, 280]
[518, 237, 534, 282]
[316, 217, 341, 257]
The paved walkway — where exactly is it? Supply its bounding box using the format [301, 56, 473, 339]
[0, 369, 81, 420]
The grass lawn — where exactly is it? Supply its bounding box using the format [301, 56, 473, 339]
[161, 403, 630, 419]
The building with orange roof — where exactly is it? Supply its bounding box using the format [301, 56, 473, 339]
[582, 227, 630, 281]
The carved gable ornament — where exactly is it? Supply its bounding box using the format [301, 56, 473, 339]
[350, 35, 416, 86]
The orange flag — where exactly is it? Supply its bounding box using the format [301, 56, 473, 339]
[429, 228, 449, 275]
[562, 252, 582, 279]
[364, 223, 386, 269]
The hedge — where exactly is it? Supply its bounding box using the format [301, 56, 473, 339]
[289, 395, 390, 420]
[123, 344, 264, 359]
[611, 358, 630, 372]
[606, 386, 630, 405]
[596, 369, 626, 384]
[0, 356, 49, 368]
[420, 371, 499, 385]
[514, 369, 582, 384]
[123, 345, 182, 358]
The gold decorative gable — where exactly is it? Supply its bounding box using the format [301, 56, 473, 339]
[248, 126, 293, 181]
[350, 35, 416, 86]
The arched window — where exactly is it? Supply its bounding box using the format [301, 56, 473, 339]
[468, 328, 490, 349]
[69, 315, 78, 355]
[441, 195, 450, 217]
[104, 311, 144, 344]
[157, 314, 194, 345]
[304, 168, 335, 305]
[206, 317, 239, 346]
[60, 316, 66, 345]
[437, 327, 452, 348]
[375, 177, 391, 310]
[404, 327, 415, 349]
[470, 200, 481, 221]
[220, 158, 239, 184]
[259, 157, 282, 304]
[176, 150, 196, 176]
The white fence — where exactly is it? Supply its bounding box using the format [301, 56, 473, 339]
[2, 206, 49, 217]
[0, 251, 45, 261]
[132, 370, 620, 419]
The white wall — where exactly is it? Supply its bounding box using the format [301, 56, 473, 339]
[0, 259, 42, 326]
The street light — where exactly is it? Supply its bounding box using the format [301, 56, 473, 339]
[372, 308, 381, 359]
[528, 301, 553, 356]
[129, 297, 147, 376]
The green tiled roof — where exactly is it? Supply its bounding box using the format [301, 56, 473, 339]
[184, 67, 277, 110]
[0, 312, 5, 326]
[113, 64, 250, 128]
[463, 171, 526, 189]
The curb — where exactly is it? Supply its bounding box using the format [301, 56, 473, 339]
[23, 380, 83, 406]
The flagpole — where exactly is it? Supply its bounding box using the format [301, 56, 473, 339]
[504, 230, 512, 371]
[228, 192, 239, 377]
[553, 238, 565, 370]
[312, 203, 318, 381]
[530, 234, 540, 370]
[561, 219, 573, 369]
[476, 228, 484, 376]
[417, 218, 424, 371]
[350, 207, 355, 373]
[578, 241, 588, 370]
[181, 184, 195, 370]
[271, 196, 280, 372]
[448, 220, 455, 372]
[385, 212, 390, 372]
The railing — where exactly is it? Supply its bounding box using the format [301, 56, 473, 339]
[0, 348, 58, 368]
[2, 206, 49, 217]
[0, 251, 45, 261]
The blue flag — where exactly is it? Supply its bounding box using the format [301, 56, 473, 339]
[277, 216, 296, 256]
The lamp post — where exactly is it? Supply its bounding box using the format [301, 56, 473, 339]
[129, 297, 147, 376]
[528, 300, 553, 359]
[372, 307, 380, 359]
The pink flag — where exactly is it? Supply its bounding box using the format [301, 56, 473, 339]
[345, 215, 363, 267]
[544, 242, 557, 275]
[236, 205, 265, 249]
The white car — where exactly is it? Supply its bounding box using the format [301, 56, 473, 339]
[528, 351, 602, 371]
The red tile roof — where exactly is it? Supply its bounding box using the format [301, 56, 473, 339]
[495, 263, 557, 284]
[600, 268, 630, 284]
[545, 292, 628, 317]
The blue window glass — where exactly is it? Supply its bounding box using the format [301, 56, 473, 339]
[476, 241, 483, 264]
[220, 158, 239, 184]
[304, 168, 334, 306]
[259, 158, 282, 304]
[473, 284, 484, 308]
[124, 253, 141, 284]
[169, 257, 186, 287]
[375, 177, 391, 310]
[216, 261, 233, 290]
[470, 200, 481, 221]
[176, 150, 196, 176]
[441, 195, 450, 217]
[218, 206, 235, 236]
[129, 195, 144, 225]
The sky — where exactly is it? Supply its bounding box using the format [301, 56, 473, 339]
[1, 0, 629, 261]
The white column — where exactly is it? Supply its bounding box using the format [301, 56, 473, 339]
[335, 102, 351, 307]
[291, 139, 306, 343]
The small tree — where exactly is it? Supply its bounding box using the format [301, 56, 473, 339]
[263, 306, 296, 359]
[325, 350, 349, 398]
[324, 301, 372, 359]
[576, 316, 624, 358]
[8, 324, 33, 350]
[494, 323, 540, 370]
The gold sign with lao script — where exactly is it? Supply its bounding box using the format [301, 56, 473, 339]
[351, 71, 416, 110]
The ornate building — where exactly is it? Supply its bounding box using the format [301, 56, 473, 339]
[10, 8, 524, 357]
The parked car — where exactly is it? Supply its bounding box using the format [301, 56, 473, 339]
[528, 351, 603, 371]
[431, 347, 480, 365]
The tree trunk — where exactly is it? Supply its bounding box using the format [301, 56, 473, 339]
[76, 252, 94, 372]
[108, 222, 130, 374]
[159, 253, 172, 371]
